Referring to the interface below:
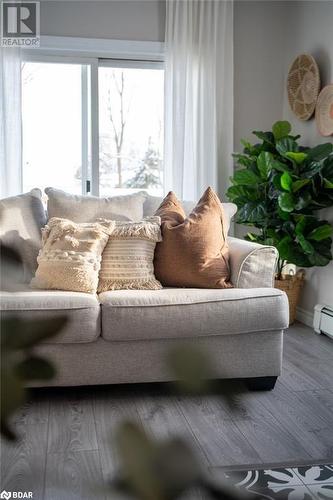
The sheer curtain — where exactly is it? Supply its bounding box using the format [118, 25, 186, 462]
[0, 48, 22, 199]
[164, 0, 233, 201]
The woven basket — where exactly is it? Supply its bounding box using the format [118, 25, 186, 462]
[275, 270, 305, 325]
[287, 54, 320, 121]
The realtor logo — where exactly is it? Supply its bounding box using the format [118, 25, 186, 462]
[0, 492, 11, 499]
[0, 492, 33, 499]
[1, 1, 40, 47]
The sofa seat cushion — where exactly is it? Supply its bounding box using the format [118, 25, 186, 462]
[99, 288, 289, 342]
[1, 288, 100, 344]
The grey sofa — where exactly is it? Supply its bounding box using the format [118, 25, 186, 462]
[0, 190, 289, 390]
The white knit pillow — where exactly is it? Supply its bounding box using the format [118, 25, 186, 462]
[31, 218, 115, 294]
[98, 217, 162, 291]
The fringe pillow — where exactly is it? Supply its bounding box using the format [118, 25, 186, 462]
[98, 217, 162, 291]
[31, 217, 115, 294]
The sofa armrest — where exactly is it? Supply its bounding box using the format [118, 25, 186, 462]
[228, 237, 278, 288]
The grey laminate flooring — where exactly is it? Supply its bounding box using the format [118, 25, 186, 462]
[1, 322, 333, 500]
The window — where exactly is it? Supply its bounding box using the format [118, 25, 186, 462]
[99, 65, 164, 196]
[21, 44, 164, 197]
[22, 60, 91, 195]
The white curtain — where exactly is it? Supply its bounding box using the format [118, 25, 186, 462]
[0, 48, 22, 199]
[164, 0, 233, 201]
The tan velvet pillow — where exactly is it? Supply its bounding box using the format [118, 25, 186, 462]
[31, 218, 115, 294]
[154, 187, 232, 288]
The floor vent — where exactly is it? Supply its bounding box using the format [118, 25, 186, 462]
[314, 304, 333, 340]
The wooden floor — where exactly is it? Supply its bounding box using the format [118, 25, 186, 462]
[1, 322, 333, 499]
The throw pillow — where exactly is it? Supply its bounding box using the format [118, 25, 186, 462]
[0, 189, 47, 282]
[143, 193, 237, 234]
[98, 217, 162, 291]
[154, 187, 232, 288]
[31, 217, 115, 294]
[45, 187, 146, 222]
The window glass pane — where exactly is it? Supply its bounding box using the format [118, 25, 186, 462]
[21, 62, 90, 196]
[99, 66, 164, 196]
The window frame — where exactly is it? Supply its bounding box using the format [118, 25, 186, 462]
[21, 36, 164, 196]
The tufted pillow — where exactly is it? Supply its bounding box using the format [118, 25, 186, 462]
[98, 217, 162, 291]
[31, 217, 115, 294]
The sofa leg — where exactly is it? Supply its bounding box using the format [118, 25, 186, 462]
[246, 376, 277, 391]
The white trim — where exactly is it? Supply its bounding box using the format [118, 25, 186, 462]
[296, 306, 314, 328]
[90, 59, 99, 197]
[81, 65, 89, 195]
[23, 36, 164, 61]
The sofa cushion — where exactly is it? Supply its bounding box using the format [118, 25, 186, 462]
[45, 187, 146, 222]
[143, 193, 237, 234]
[0, 288, 100, 343]
[0, 189, 46, 282]
[154, 188, 232, 288]
[31, 217, 114, 294]
[99, 287, 289, 342]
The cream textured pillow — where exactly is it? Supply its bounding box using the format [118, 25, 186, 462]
[98, 217, 162, 291]
[45, 187, 146, 222]
[31, 218, 115, 294]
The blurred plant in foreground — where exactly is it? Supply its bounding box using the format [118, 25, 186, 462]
[0, 243, 67, 439]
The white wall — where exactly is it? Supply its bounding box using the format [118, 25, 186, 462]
[233, 0, 333, 318]
[281, 1, 333, 317]
[40, 0, 166, 41]
[233, 1, 290, 238]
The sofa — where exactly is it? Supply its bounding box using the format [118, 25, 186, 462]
[0, 189, 289, 390]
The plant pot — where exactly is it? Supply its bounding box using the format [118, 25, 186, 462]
[275, 270, 305, 325]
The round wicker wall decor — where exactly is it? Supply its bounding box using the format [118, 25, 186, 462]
[287, 54, 320, 121]
[315, 84, 333, 136]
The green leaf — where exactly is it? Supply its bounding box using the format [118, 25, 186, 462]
[292, 179, 310, 192]
[257, 151, 274, 179]
[236, 202, 267, 224]
[233, 169, 260, 185]
[3, 317, 68, 350]
[295, 216, 306, 236]
[308, 243, 332, 266]
[302, 161, 325, 178]
[297, 234, 314, 255]
[16, 357, 56, 381]
[280, 171, 293, 192]
[276, 137, 298, 157]
[295, 192, 311, 210]
[306, 143, 333, 162]
[226, 185, 246, 201]
[252, 130, 275, 146]
[277, 235, 292, 259]
[272, 159, 291, 172]
[324, 178, 333, 189]
[285, 151, 308, 165]
[308, 224, 333, 241]
[232, 153, 254, 168]
[272, 121, 291, 140]
[278, 192, 295, 212]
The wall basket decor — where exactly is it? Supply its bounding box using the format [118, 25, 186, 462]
[287, 54, 320, 121]
[315, 84, 333, 137]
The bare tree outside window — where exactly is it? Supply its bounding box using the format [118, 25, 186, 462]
[99, 66, 164, 196]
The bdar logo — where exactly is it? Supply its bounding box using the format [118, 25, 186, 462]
[0, 491, 11, 499]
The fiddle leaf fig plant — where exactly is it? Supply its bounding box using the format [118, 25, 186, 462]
[227, 121, 333, 277]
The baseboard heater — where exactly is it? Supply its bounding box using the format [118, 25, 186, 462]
[314, 304, 333, 340]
